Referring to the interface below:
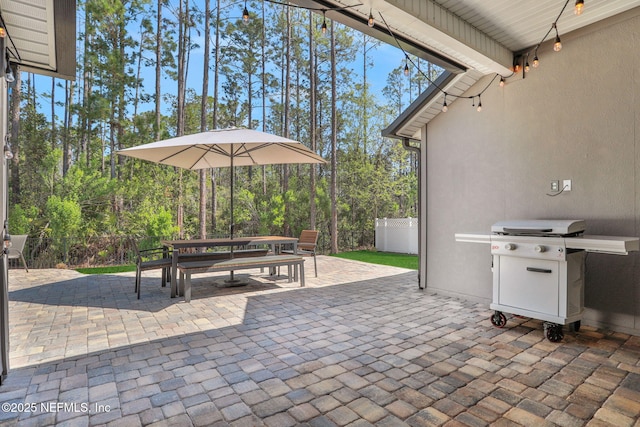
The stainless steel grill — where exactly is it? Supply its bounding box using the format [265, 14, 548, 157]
[456, 220, 639, 341]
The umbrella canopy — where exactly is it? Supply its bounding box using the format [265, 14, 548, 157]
[116, 128, 325, 170]
[117, 127, 325, 246]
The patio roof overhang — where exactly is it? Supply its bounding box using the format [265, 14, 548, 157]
[0, 0, 76, 81]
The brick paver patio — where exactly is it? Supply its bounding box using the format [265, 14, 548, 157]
[0, 256, 639, 426]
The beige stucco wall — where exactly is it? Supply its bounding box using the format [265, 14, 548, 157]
[424, 9, 640, 334]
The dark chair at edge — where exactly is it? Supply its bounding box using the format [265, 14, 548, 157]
[132, 239, 172, 299]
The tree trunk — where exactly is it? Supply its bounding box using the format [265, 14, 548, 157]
[51, 78, 56, 150]
[81, 12, 92, 168]
[9, 65, 21, 205]
[363, 34, 368, 156]
[282, 6, 291, 236]
[109, 108, 116, 180]
[62, 80, 74, 176]
[294, 23, 301, 179]
[176, 0, 187, 138]
[134, 30, 143, 119]
[247, 32, 253, 185]
[199, 0, 211, 239]
[211, 0, 221, 235]
[308, 11, 317, 230]
[155, 0, 162, 141]
[176, 0, 189, 237]
[261, 1, 267, 196]
[330, 20, 338, 254]
[116, 17, 126, 180]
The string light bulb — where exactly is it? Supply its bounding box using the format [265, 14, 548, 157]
[404, 61, 409, 76]
[3, 220, 11, 251]
[442, 94, 448, 112]
[3, 143, 13, 160]
[525, 61, 530, 72]
[5, 67, 14, 83]
[499, 77, 505, 88]
[553, 35, 562, 51]
[368, 9, 374, 28]
[574, 0, 584, 16]
[0, 28, 5, 38]
[476, 96, 482, 112]
[532, 54, 539, 68]
[3, 52, 13, 84]
[553, 24, 562, 52]
[321, 11, 327, 34]
[4, 55, 14, 83]
[242, 2, 249, 24]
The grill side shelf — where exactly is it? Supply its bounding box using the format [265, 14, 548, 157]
[564, 235, 640, 255]
[454, 233, 492, 244]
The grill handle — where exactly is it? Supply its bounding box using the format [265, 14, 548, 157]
[526, 267, 553, 274]
[503, 227, 553, 235]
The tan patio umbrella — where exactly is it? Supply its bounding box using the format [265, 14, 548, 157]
[117, 127, 325, 241]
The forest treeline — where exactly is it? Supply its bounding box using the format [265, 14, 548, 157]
[7, 0, 442, 255]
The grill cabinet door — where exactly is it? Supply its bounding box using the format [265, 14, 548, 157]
[497, 257, 560, 316]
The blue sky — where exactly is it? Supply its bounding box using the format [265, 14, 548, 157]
[174, 13, 408, 112]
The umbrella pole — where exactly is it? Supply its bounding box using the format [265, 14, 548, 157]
[223, 143, 246, 286]
[230, 145, 234, 281]
[230, 144, 234, 254]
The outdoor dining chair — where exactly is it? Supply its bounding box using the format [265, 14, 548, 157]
[132, 239, 172, 299]
[283, 229, 318, 277]
[7, 234, 29, 272]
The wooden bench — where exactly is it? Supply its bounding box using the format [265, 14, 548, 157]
[177, 255, 305, 302]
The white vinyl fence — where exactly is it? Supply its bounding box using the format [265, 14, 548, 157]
[375, 217, 418, 254]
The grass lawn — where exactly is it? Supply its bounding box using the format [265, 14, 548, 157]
[330, 250, 418, 270]
[76, 250, 418, 274]
[75, 265, 137, 274]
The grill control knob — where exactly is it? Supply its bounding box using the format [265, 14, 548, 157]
[535, 245, 546, 253]
[504, 243, 517, 250]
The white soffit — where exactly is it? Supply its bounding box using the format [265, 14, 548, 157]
[382, 0, 512, 75]
[391, 70, 485, 141]
[432, 0, 640, 52]
[0, 0, 56, 71]
[362, 0, 640, 75]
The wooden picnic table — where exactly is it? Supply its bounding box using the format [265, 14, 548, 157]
[162, 236, 298, 298]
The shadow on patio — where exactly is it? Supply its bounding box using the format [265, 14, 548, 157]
[8, 271, 283, 312]
[1, 256, 639, 426]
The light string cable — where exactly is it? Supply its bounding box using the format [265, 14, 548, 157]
[243, 0, 363, 34]
[258, 0, 362, 13]
[0, 12, 22, 61]
[515, 0, 574, 78]
[534, 0, 570, 51]
[377, 11, 506, 109]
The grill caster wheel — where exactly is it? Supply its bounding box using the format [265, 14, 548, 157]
[570, 321, 581, 332]
[490, 311, 507, 328]
[544, 323, 564, 342]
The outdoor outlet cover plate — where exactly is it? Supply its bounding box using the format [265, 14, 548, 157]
[563, 180, 572, 191]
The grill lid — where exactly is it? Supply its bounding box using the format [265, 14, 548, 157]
[491, 219, 586, 236]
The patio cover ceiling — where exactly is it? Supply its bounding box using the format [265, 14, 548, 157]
[0, 0, 76, 80]
[289, 0, 640, 141]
